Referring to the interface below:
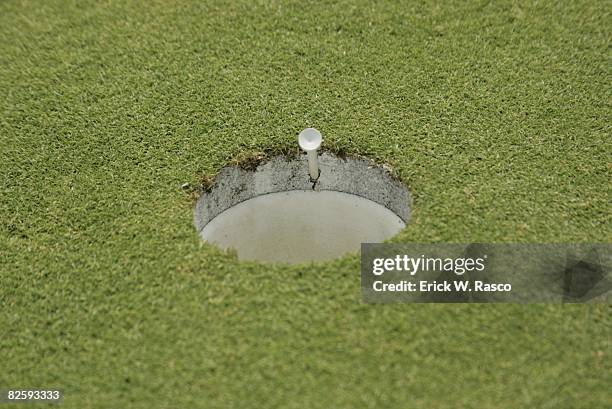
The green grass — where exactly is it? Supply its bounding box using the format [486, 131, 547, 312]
[1, 0, 610, 408]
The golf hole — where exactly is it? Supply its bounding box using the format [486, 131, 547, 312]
[194, 153, 411, 264]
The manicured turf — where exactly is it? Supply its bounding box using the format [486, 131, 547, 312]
[1, 1, 610, 408]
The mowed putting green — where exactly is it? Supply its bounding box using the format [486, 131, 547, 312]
[1, 1, 610, 408]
